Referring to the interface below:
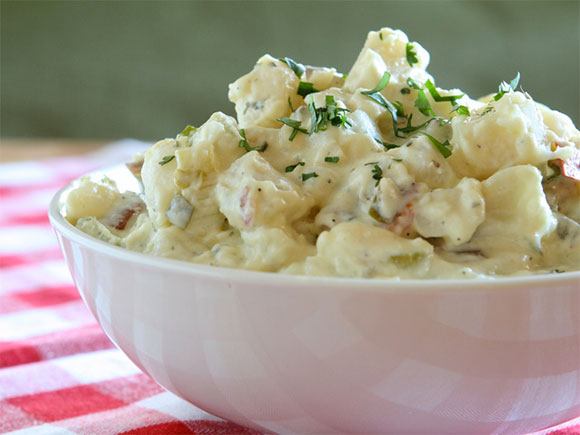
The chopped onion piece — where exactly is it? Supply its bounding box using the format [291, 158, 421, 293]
[166, 194, 194, 229]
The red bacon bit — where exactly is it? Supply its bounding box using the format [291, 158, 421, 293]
[125, 160, 144, 181]
[387, 203, 414, 236]
[239, 186, 253, 227]
[112, 204, 142, 230]
[558, 148, 580, 182]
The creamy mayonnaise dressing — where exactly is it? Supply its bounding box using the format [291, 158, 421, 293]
[66, 28, 580, 279]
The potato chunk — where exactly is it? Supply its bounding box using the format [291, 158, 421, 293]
[65, 177, 120, 225]
[300, 221, 434, 278]
[479, 165, 556, 248]
[413, 178, 485, 246]
[449, 92, 573, 179]
[228, 54, 302, 128]
[216, 151, 313, 229]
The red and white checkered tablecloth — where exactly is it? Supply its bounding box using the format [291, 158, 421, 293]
[0, 140, 578, 435]
[0, 141, 259, 434]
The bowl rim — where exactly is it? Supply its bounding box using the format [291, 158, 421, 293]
[48, 166, 580, 293]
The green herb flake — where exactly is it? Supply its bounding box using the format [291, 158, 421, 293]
[324, 156, 340, 163]
[406, 77, 422, 90]
[424, 80, 464, 103]
[406, 43, 419, 67]
[363, 75, 443, 139]
[307, 95, 351, 134]
[302, 172, 319, 181]
[421, 132, 452, 158]
[361, 71, 391, 95]
[481, 106, 494, 116]
[326, 95, 351, 127]
[362, 91, 403, 138]
[392, 158, 403, 162]
[379, 32, 383, 40]
[414, 90, 434, 116]
[159, 155, 175, 166]
[180, 125, 196, 136]
[398, 114, 442, 135]
[285, 161, 305, 172]
[452, 105, 470, 116]
[277, 117, 308, 141]
[494, 72, 521, 101]
[400, 87, 411, 95]
[373, 136, 400, 150]
[279, 56, 305, 78]
[287, 96, 294, 112]
[298, 81, 319, 97]
[238, 128, 267, 152]
[371, 164, 383, 186]
[392, 101, 406, 117]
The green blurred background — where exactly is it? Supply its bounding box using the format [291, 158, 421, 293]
[2, 0, 578, 142]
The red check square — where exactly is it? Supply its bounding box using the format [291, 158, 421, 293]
[7, 383, 127, 422]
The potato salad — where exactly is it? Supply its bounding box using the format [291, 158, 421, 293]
[66, 28, 580, 279]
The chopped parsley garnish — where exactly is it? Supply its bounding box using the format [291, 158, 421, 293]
[451, 104, 470, 116]
[397, 114, 427, 134]
[159, 155, 175, 166]
[285, 161, 305, 172]
[371, 164, 383, 186]
[406, 77, 422, 90]
[302, 172, 319, 181]
[424, 80, 464, 103]
[494, 72, 520, 101]
[379, 32, 383, 40]
[373, 136, 400, 150]
[392, 158, 403, 162]
[400, 87, 411, 95]
[362, 74, 456, 139]
[180, 125, 196, 136]
[481, 106, 494, 116]
[279, 56, 305, 78]
[307, 95, 351, 134]
[362, 92, 399, 134]
[277, 117, 308, 141]
[361, 73, 404, 138]
[288, 96, 294, 112]
[406, 43, 418, 66]
[325, 95, 351, 127]
[324, 156, 340, 163]
[392, 101, 406, 117]
[238, 129, 267, 152]
[298, 81, 319, 97]
[361, 71, 391, 95]
[421, 132, 452, 158]
[414, 89, 434, 116]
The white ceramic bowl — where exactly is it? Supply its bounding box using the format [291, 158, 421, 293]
[49, 166, 580, 434]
